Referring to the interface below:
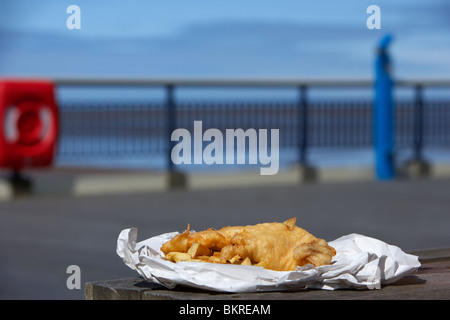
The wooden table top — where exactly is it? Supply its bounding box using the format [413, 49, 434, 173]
[84, 248, 450, 300]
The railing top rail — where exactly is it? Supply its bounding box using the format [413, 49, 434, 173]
[52, 77, 373, 87]
[395, 79, 450, 87]
[20, 76, 450, 88]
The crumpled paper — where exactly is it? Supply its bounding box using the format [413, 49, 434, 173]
[116, 228, 421, 292]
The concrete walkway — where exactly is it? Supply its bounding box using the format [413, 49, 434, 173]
[1, 170, 450, 299]
[2, 162, 450, 199]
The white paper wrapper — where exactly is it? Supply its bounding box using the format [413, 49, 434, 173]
[116, 228, 421, 292]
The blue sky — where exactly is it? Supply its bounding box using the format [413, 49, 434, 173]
[1, 0, 450, 79]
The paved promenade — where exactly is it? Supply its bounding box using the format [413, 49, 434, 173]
[1, 174, 450, 299]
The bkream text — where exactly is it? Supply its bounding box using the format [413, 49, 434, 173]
[171, 121, 279, 175]
[179, 303, 270, 316]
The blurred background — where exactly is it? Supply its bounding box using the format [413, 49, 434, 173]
[0, 0, 450, 299]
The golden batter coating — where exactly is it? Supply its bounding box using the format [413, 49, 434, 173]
[160, 218, 336, 271]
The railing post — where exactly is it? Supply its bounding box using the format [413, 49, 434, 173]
[401, 84, 431, 178]
[297, 85, 317, 182]
[413, 85, 424, 161]
[166, 84, 186, 189]
[299, 85, 308, 165]
[166, 84, 175, 172]
[374, 34, 395, 180]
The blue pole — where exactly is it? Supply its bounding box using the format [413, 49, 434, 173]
[374, 35, 395, 180]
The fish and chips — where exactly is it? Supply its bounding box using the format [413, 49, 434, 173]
[160, 218, 335, 271]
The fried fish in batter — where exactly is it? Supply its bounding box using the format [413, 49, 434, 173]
[160, 218, 336, 271]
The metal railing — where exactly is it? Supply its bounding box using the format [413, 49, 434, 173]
[53, 77, 450, 171]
